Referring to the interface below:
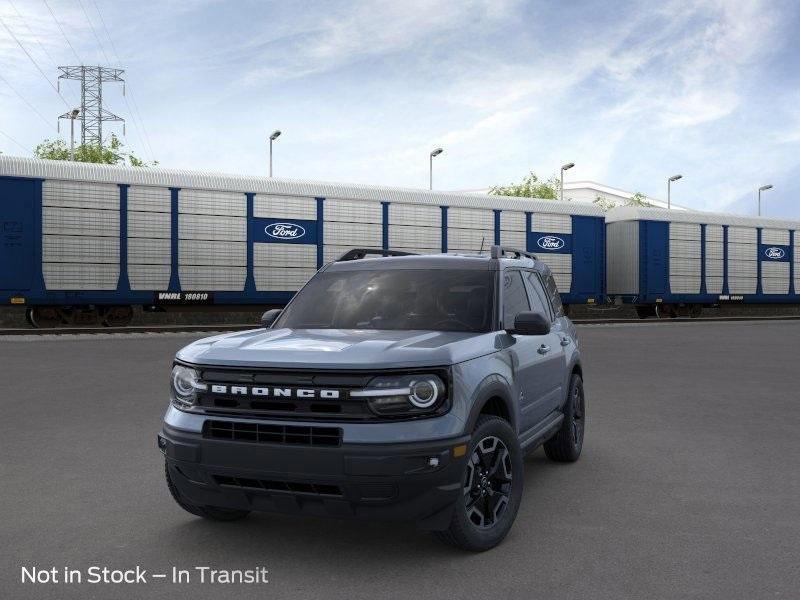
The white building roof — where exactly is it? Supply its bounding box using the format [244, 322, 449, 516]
[605, 205, 800, 230]
[0, 156, 604, 217]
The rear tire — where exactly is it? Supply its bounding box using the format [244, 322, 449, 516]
[434, 416, 523, 551]
[164, 462, 250, 521]
[544, 374, 585, 463]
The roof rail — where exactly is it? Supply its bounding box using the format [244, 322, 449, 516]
[335, 248, 417, 262]
[489, 245, 537, 261]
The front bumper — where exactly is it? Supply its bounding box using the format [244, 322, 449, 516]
[160, 423, 470, 530]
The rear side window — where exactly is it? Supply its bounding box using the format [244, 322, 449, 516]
[502, 271, 530, 329]
[523, 271, 552, 320]
[542, 271, 564, 317]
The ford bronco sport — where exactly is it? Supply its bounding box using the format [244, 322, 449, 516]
[159, 246, 586, 551]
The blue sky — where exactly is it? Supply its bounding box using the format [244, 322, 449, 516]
[1, 0, 799, 218]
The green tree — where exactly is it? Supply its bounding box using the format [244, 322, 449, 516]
[593, 194, 618, 211]
[627, 191, 651, 207]
[490, 171, 560, 199]
[34, 134, 156, 166]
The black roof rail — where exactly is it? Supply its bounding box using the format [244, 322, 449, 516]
[489, 245, 537, 261]
[335, 248, 417, 262]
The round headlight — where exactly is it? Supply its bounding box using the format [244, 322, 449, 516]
[171, 365, 203, 406]
[409, 379, 439, 408]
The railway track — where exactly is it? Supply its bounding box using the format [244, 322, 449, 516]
[1, 314, 800, 335]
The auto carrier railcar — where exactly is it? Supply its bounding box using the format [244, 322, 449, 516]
[0, 156, 606, 327]
[606, 206, 800, 318]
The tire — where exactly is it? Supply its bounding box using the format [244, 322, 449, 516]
[544, 374, 585, 463]
[164, 462, 250, 521]
[434, 416, 524, 552]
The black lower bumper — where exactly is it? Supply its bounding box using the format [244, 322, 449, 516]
[159, 423, 470, 531]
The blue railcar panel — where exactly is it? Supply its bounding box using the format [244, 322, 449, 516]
[251, 217, 318, 244]
[529, 232, 573, 253]
[639, 220, 670, 300]
[759, 244, 791, 262]
[569, 216, 605, 302]
[0, 177, 36, 291]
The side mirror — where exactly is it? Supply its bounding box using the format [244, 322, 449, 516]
[261, 309, 282, 328]
[508, 311, 550, 335]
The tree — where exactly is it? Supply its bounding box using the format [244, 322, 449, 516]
[34, 134, 156, 166]
[490, 171, 560, 199]
[593, 190, 652, 212]
[627, 191, 651, 207]
[593, 195, 618, 211]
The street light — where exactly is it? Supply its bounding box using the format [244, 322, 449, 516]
[269, 130, 281, 177]
[758, 184, 773, 216]
[667, 174, 682, 209]
[68, 109, 80, 161]
[429, 147, 443, 190]
[560, 162, 575, 202]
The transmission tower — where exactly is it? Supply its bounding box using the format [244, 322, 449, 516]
[57, 66, 125, 146]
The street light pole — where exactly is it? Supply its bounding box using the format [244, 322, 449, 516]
[69, 108, 80, 161]
[429, 148, 443, 190]
[758, 184, 773, 216]
[269, 130, 281, 177]
[560, 162, 575, 202]
[667, 174, 682, 209]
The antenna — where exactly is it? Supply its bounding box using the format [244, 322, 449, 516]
[479, 236, 485, 255]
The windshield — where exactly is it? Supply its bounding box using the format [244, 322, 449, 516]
[275, 269, 495, 332]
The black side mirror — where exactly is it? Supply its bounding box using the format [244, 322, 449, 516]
[508, 311, 550, 335]
[261, 309, 282, 328]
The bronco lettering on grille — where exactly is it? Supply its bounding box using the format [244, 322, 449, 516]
[209, 385, 341, 399]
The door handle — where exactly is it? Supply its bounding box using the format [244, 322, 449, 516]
[537, 344, 550, 355]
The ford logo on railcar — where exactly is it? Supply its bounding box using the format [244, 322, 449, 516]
[537, 235, 565, 250]
[765, 247, 785, 259]
[265, 222, 305, 239]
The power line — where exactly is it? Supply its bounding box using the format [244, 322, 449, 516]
[0, 14, 70, 108]
[89, 0, 156, 162]
[6, 0, 80, 106]
[0, 71, 58, 131]
[76, 0, 111, 64]
[0, 127, 32, 154]
[43, 0, 83, 65]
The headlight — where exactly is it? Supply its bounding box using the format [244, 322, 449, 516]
[352, 373, 447, 417]
[170, 365, 206, 409]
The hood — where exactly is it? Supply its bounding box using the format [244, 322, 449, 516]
[176, 327, 500, 370]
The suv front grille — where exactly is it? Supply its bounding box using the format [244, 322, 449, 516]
[204, 420, 342, 447]
[213, 475, 343, 497]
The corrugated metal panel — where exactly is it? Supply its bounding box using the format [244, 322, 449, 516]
[606, 205, 800, 230]
[42, 206, 119, 237]
[42, 179, 119, 210]
[325, 222, 382, 246]
[129, 264, 170, 290]
[761, 262, 789, 294]
[499, 230, 526, 248]
[254, 267, 317, 291]
[387, 247, 442, 255]
[179, 188, 245, 217]
[128, 238, 170, 264]
[728, 260, 757, 278]
[728, 277, 757, 294]
[178, 214, 246, 241]
[670, 275, 701, 294]
[670, 257, 701, 274]
[447, 228, 495, 250]
[388, 225, 440, 249]
[43, 235, 118, 264]
[325, 198, 382, 223]
[669, 222, 701, 241]
[728, 226, 757, 244]
[1, 156, 605, 216]
[254, 194, 316, 219]
[727, 243, 757, 262]
[606, 221, 639, 295]
[795, 231, 800, 292]
[43, 263, 119, 290]
[761, 229, 790, 245]
[253, 243, 316, 268]
[533, 213, 571, 234]
[388, 203, 440, 226]
[669, 239, 701, 259]
[706, 225, 724, 242]
[128, 211, 170, 239]
[448, 207, 493, 229]
[706, 276, 723, 294]
[128, 186, 170, 213]
[501, 211, 525, 232]
[179, 240, 246, 266]
[179, 266, 246, 291]
[537, 253, 572, 292]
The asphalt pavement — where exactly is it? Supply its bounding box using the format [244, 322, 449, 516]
[1, 321, 798, 600]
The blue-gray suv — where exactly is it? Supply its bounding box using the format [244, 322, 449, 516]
[159, 246, 586, 551]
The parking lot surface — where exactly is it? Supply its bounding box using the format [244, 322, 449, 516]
[1, 321, 798, 599]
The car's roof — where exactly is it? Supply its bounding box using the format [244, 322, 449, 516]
[325, 252, 542, 272]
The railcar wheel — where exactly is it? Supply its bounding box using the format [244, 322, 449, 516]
[635, 305, 654, 319]
[28, 307, 62, 328]
[689, 304, 703, 319]
[101, 305, 134, 327]
[654, 304, 675, 319]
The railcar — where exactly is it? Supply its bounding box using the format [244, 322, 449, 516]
[606, 206, 799, 318]
[0, 156, 606, 327]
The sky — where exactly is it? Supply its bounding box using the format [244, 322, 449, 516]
[1, 0, 799, 218]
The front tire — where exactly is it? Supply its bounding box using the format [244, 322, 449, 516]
[164, 462, 250, 521]
[544, 374, 585, 462]
[435, 416, 523, 551]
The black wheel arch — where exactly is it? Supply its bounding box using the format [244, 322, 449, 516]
[464, 375, 516, 434]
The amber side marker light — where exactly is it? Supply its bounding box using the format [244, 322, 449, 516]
[10, 297, 25, 305]
[452, 444, 468, 458]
